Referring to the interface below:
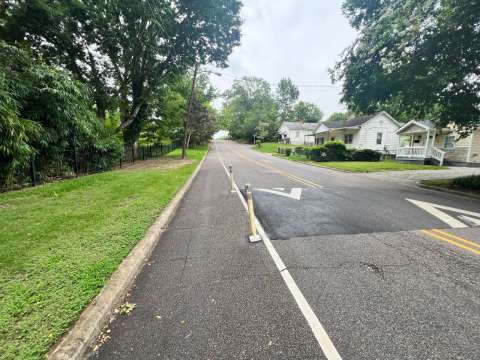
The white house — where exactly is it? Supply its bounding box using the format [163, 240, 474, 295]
[396, 120, 480, 166]
[312, 111, 401, 154]
[278, 121, 320, 145]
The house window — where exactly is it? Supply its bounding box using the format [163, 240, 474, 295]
[376, 132, 383, 145]
[344, 134, 353, 145]
[444, 135, 456, 149]
[316, 137, 324, 145]
[295, 131, 300, 138]
[331, 137, 335, 141]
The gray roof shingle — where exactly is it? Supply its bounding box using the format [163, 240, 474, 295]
[281, 122, 320, 131]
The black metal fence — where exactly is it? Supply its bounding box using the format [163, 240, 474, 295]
[3, 143, 177, 192]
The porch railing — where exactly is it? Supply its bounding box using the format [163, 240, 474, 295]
[431, 147, 446, 166]
[397, 147, 427, 158]
[396, 146, 446, 166]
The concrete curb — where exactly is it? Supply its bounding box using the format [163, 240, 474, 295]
[417, 181, 480, 200]
[48, 150, 208, 360]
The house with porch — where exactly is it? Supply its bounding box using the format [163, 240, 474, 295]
[396, 120, 480, 166]
[311, 112, 401, 154]
[278, 121, 320, 145]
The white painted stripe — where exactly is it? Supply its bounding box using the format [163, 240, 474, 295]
[406, 199, 468, 228]
[459, 215, 480, 226]
[214, 141, 342, 360]
[256, 188, 303, 200]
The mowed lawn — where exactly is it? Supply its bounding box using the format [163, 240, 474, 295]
[252, 144, 445, 172]
[252, 142, 297, 153]
[0, 147, 207, 360]
[312, 160, 445, 172]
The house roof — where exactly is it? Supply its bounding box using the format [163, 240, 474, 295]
[280, 122, 320, 132]
[396, 120, 436, 134]
[327, 115, 376, 129]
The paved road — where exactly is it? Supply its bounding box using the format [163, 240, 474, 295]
[93, 141, 480, 359]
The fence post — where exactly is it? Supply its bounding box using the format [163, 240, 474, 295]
[73, 140, 79, 176]
[30, 155, 37, 187]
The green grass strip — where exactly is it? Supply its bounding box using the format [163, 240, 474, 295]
[0, 146, 207, 360]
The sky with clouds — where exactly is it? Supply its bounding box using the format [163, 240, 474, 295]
[209, 0, 358, 118]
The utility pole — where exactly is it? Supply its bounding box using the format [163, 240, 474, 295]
[182, 62, 199, 160]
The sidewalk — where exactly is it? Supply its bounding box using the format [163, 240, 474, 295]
[92, 148, 320, 359]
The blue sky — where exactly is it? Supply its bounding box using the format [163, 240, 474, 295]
[210, 0, 357, 118]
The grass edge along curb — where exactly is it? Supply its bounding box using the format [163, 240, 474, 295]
[417, 180, 480, 200]
[48, 149, 209, 360]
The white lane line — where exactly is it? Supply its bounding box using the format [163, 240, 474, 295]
[406, 199, 476, 228]
[214, 141, 342, 360]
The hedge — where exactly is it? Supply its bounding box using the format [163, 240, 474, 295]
[351, 149, 382, 162]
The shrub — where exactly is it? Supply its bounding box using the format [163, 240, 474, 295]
[323, 141, 347, 161]
[345, 148, 355, 161]
[285, 148, 292, 157]
[294, 146, 304, 156]
[308, 146, 329, 162]
[352, 149, 382, 162]
[451, 175, 480, 190]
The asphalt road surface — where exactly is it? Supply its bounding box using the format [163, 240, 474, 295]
[93, 141, 480, 359]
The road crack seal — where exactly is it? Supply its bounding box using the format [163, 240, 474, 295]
[360, 262, 385, 280]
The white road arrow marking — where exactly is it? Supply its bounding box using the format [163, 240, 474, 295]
[256, 188, 303, 200]
[406, 198, 480, 228]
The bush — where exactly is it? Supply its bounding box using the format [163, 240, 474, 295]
[323, 141, 347, 161]
[308, 146, 329, 162]
[285, 148, 292, 157]
[352, 149, 382, 162]
[345, 148, 355, 161]
[452, 175, 480, 190]
[294, 146, 304, 155]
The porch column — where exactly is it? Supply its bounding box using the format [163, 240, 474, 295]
[425, 130, 430, 157]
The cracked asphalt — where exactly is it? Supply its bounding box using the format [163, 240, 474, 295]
[92, 141, 480, 359]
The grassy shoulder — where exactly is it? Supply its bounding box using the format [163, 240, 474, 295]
[310, 160, 445, 172]
[0, 146, 207, 360]
[270, 153, 445, 172]
[422, 176, 480, 195]
[252, 142, 297, 153]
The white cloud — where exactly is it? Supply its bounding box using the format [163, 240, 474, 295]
[210, 0, 357, 117]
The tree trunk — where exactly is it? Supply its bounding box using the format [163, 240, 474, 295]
[182, 62, 199, 160]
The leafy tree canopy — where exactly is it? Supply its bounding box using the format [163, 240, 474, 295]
[276, 78, 299, 122]
[324, 111, 351, 125]
[332, 0, 480, 135]
[222, 77, 279, 142]
[293, 101, 323, 123]
[2, 0, 242, 144]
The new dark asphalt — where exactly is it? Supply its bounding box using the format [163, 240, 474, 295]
[92, 141, 480, 359]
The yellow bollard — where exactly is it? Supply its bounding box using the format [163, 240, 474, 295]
[245, 183, 262, 243]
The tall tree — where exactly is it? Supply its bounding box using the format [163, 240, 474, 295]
[293, 101, 323, 123]
[2, 0, 242, 144]
[276, 78, 299, 121]
[324, 111, 351, 125]
[222, 77, 279, 142]
[332, 0, 480, 135]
